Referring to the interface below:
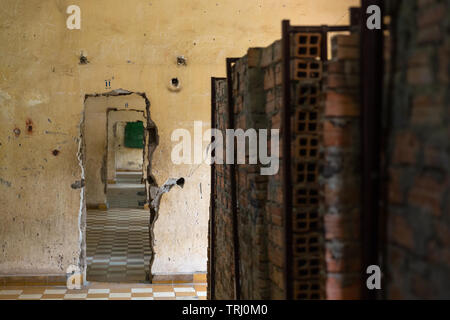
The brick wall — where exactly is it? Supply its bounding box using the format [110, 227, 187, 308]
[321, 33, 362, 299]
[211, 78, 235, 300]
[261, 40, 286, 299]
[290, 32, 326, 300]
[384, 0, 450, 299]
[232, 50, 271, 300]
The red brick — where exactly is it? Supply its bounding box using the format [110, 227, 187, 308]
[269, 265, 285, 291]
[411, 94, 442, 125]
[417, 25, 442, 44]
[408, 175, 447, 217]
[424, 144, 446, 168]
[264, 67, 275, 90]
[268, 242, 283, 268]
[271, 112, 281, 129]
[326, 73, 359, 89]
[325, 92, 359, 117]
[325, 243, 361, 273]
[388, 214, 414, 250]
[407, 66, 433, 85]
[418, 3, 447, 28]
[326, 274, 361, 300]
[323, 120, 354, 147]
[427, 240, 450, 266]
[270, 225, 284, 248]
[324, 213, 360, 241]
[331, 33, 360, 47]
[434, 222, 450, 247]
[418, 0, 434, 8]
[438, 44, 449, 84]
[247, 48, 261, 68]
[411, 274, 435, 299]
[332, 46, 359, 60]
[388, 168, 404, 204]
[407, 50, 430, 67]
[326, 60, 345, 74]
[392, 131, 420, 165]
[324, 184, 360, 207]
[275, 63, 282, 86]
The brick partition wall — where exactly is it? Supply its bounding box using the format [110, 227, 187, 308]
[231, 49, 271, 300]
[260, 40, 286, 299]
[384, 0, 450, 299]
[321, 33, 362, 299]
[210, 78, 235, 300]
[289, 31, 326, 300]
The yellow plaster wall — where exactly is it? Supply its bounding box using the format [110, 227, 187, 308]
[0, 0, 358, 275]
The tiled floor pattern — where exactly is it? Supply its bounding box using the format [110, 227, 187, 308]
[0, 283, 207, 300]
[86, 208, 151, 283]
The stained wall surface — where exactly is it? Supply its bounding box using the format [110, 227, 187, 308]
[0, 0, 358, 276]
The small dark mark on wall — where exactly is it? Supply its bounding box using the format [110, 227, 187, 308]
[0, 178, 12, 187]
[52, 149, 60, 156]
[26, 119, 33, 133]
[177, 56, 187, 66]
[13, 128, 21, 137]
[71, 179, 85, 189]
[79, 52, 89, 65]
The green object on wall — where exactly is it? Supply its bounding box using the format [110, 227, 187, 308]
[124, 121, 144, 149]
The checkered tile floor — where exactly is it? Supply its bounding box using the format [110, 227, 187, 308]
[0, 283, 207, 300]
[86, 208, 151, 283]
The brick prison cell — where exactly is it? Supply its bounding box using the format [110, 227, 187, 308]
[208, 1, 449, 300]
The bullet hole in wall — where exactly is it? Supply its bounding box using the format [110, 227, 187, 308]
[177, 56, 187, 66]
[176, 177, 185, 188]
[26, 119, 33, 133]
[79, 53, 89, 65]
[168, 77, 181, 92]
[52, 149, 60, 156]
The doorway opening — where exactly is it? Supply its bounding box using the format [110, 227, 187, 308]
[79, 90, 158, 283]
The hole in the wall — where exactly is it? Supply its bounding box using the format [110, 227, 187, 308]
[176, 56, 187, 66]
[80, 90, 159, 283]
[52, 149, 60, 156]
[176, 177, 185, 188]
[79, 53, 89, 65]
[168, 78, 182, 92]
[26, 119, 33, 134]
[13, 128, 21, 137]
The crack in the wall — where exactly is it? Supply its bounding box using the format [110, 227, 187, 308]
[76, 110, 87, 282]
